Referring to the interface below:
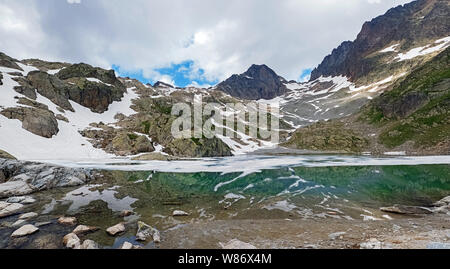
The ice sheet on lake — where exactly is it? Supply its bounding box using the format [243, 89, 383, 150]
[32, 154, 450, 174]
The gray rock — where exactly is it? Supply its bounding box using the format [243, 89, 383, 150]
[173, 210, 189, 217]
[0, 159, 93, 199]
[35, 221, 52, 227]
[0, 181, 34, 199]
[0, 202, 24, 218]
[58, 217, 77, 226]
[72, 225, 99, 235]
[11, 224, 39, 237]
[106, 223, 125, 236]
[80, 240, 99, 249]
[12, 219, 27, 227]
[0, 106, 59, 138]
[19, 212, 38, 220]
[120, 242, 134, 249]
[6, 196, 36, 204]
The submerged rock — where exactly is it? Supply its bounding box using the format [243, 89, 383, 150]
[12, 219, 27, 228]
[73, 225, 99, 236]
[0, 202, 24, 218]
[19, 212, 38, 220]
[6, 196, 36, 204]
[106, 223, 125, 236]
[120, 210, 133, 217]
[11, 224, 39, 238]
[58, 217, 77, 226]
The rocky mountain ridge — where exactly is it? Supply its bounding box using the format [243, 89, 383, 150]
[311, 0, 450, 83]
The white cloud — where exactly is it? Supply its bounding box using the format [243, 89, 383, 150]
[0, 0, 413, 84]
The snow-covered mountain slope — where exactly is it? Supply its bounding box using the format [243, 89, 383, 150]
[0, 63, 139, 160]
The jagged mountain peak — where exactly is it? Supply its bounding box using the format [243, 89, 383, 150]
[310, 0, 450, 82]
[216, 64, 287, 100]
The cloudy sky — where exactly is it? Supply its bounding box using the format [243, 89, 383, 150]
[0, 0, 412, 87]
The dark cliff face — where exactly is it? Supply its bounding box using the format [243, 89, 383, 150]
[310, 0, 450, 81]
[216, 64, 287, 100]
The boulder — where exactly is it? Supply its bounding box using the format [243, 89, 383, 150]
[0, 181, 34, 199]
[120, 242, 134, 249]
[0, 159, 93, 198]
[136, 221, 161, 243]
[220, 239, 257, 249]
[72, 225, 99, 235]
[63, 233, 81, 249]
[12, 219, 27, 228]
[134, 136, 155, 153]
[0, 202, 24, 218]
[58, 217, 77, 226]
[120, 210, 133, 217]
[11, 224, 39, 238]
[80, 240, 99, 249]
[19, 212, 38, 220]
[106, 223, 125, 236]
[6, 196, 36, 204]
[0, 106, 59, 138]
[173, 210, 189, 217]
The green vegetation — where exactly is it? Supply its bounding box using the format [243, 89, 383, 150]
[127, 133, 139, 140]
[141, 121, 151, 134]
[361, 47, 450, 149]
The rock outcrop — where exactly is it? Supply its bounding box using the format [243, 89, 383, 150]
[0, 52, 23, 71]
[217, 64, 287, 100]
[0, 106, 59, 138]
[0, 159, 94, 199]
[0, 150, 16, 160]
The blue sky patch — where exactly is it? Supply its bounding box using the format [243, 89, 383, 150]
[299, 68, 312, 82]
[112, 60, 218, 88]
